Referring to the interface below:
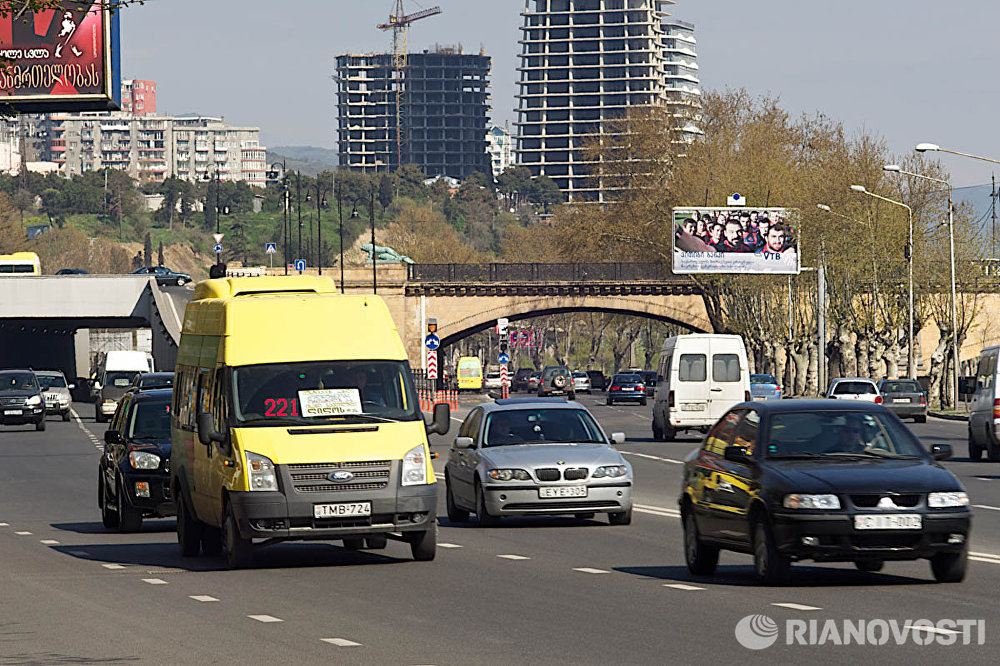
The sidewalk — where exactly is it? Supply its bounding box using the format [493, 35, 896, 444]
[928, 410, 969, 422]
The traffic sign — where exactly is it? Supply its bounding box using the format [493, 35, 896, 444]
[213, 243, 223, 254]
[213, 233, 224, 243]
[499, 365, 509, 387]
[426, 349, 438, 380]
[495, 317, 509, 335]
[425, 334, 440, 351]
[294, 259, 307, 272]
[498, 352, 510, 365]
[265, 242, 277, 255]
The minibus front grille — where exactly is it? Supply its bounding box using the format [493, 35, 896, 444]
[295, 482, 388, 493]
[287, 461, 392, 493]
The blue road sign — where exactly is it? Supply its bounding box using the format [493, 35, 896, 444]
[425, 334, 440, 350]
[265, 242, 277, 255]
[294, 259, 307, 272]
[213, 243, 223, 254]
[498, 352, 510, 365]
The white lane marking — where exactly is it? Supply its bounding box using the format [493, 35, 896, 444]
[190, 595, 219, 602]
[634, 504, 681, 518]
[573, 567, 610, 574]
[14, 531, 32, 535]
[664, 583, 705, 591]
[973, 504, 1000, 511]
[904, 625, 961, 636]
[248, 615, 283, 623]
[71, 408, 103, 451]
[39, 539, 59, 545]
[102, 564, 126, 570]
[438, 543, 463, 549]
[772, 603, 822, 611]
[621, 451, 683, 465]
[142, 578, 168, 585]
[321, 638, 363, 647]
[0, 522, 9, 527]
[497, 554, 530, 560]
[450, 417, 464, 423]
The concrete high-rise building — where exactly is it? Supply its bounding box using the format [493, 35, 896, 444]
[336, 46, 492, 179]
[515, 0, 699, 202]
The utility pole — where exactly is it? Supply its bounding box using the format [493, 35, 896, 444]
[992, 174, 997, 262]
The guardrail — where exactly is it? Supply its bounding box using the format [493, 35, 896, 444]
[407, 263, 684, 283]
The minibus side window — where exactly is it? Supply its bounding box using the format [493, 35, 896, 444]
[212, 369, 229, 432]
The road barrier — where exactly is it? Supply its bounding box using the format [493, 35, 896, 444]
[418, 388, 458, 412]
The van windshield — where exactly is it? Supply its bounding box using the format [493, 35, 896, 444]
[232, 360, 419, 424]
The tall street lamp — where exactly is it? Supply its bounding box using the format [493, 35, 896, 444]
[370, 184, 377, 294]
[884, 164, 958, 407]
[311, 175, 331, 276]
[850, 185, 915, 379]
[267, 161, 287, 274]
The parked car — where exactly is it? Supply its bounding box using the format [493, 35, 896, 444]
[35, 370, 74, 421]
[99, 387, 175, 532]
[572, 371, 592, 394]
[445, 398, 631, 525]
[513, 368, 534, 392]
[750, 374, 783, 401]
[586, 370, 607, 391]
[484, 371, 504, 390]
[826, 378, 882, 403]
[680, 400, 969, 585]
[131, 265, 191, 287]
[877, 378, 927, 423]
[0, 369, 46, 431]
[538, 365, 575, 399]
[527, 371, 542, 392]
[131, 372, 174, 390]
[607, 373, 646, 406]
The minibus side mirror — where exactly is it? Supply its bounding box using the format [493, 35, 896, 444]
[197, 411, 225, 447]
[425, 402, 450, 436]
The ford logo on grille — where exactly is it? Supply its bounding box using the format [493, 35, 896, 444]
[328, 470, 354, 482]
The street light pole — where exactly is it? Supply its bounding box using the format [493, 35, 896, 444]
[296, 172, 302, 268]
[370, 185, 377, 294]
[849, 186, 915, 379]
[884, 164, 960, 406]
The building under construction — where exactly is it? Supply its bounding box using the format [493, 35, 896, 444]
[335, 46, 492, 179]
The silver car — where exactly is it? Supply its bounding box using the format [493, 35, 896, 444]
[572, 371, 592, 393]
[444, 398, 632, 525]
[35, 370, 74, 422]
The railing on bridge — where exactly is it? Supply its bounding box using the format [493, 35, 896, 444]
[407, 263, 683, 283]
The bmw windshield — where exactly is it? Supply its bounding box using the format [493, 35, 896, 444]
[483, 409, 606, 447]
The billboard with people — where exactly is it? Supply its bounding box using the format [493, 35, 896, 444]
[671, 206, 801, 275]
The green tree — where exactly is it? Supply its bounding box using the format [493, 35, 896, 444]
[394, 164, 427, 200]
[203, 178, 218, 231]
[378, 173, 393, 212]
[143, 232, 152, 267]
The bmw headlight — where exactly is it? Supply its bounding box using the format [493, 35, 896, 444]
[128, 450, 160, 470]
[25, 395, 41, 406]
[928, 491, 969, 508]
[783, 494, 841, 510]
[402, 444, 428, 486]
[592, 465, 627, 478]
[488, 468, 531, 481]
[246, 451, 278, 491]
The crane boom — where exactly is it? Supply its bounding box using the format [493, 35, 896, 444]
[377, 6, 442, 30]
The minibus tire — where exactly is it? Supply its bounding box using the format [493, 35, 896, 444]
[176, 492, 203, 557]
[408, 523, 437, 561]
[201, 525, 223, 556]
[223, 504, 253, 569]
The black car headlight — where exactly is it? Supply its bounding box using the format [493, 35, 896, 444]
[783, 494, 841, 510]
[928, 492, 969, 508]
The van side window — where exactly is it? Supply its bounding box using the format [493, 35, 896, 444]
[981, 355, 997, 390]
[712, 354, 741, 382]
[704, 409, 743, 455]
[678, 354, 706, 382]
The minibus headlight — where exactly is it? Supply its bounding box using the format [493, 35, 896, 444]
[402, 444, 428, 486]
[246, 451, 278, 491]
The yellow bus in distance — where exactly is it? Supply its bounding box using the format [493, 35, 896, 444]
[0, 252, 40, 275]
[457, 356, 483, 392]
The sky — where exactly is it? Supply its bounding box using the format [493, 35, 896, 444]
[123, 0, 1000, 188]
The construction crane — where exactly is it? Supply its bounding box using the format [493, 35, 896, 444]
[377, 1, 442, 170]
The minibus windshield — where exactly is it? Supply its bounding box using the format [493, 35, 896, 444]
[232, 360, 419, 424]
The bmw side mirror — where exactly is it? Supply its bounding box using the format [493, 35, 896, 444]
[68, 384, 75, 390]
[454, 436, 474, 450]
[425, 402, 450, 436]
[196, 411, 224, 447]
[610, 432, 626, 445]
[930, 443, 953, 461]
[104, 429, 122, 445]
[724, 445, 752, 463]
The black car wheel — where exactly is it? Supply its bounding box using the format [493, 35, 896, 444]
[640, 397, 647, 406]
[365, 535, 388, 550]
[176, 491, 203, 557]
[223, 504, 253, 569]
[930, 548, 968, 583]
[662, 423, 676, 442]
[855, 559, 884, 573]
[753, 519, 790, 585]
[116, 478, 143, 532]
[175, 277, 187, 286]
[969, 427, 984, 460]
[476, 481, 499, 527]
[914, 415, 926, 424]
[606, 398, 613, 406]
[683, 509, 718, 575]
[35, 418, 45, 432]
[99, 473, 118, 529]
[342, 538, 363, 551]
[445, 476, 469, 523]
[61, 412, 70, 422]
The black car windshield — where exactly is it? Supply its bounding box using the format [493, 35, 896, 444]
[751, 374, 777, 384]
[129, 399, 171, 439]
[484, 408, 606, 446]
[232, 360, 419, 424]
[104, 371, 136, 388]
[766, 411, 924, 458]
[36, 374, 66, 389]
[0, 371, 38, 391]
[882, 381, 921, 393]
[139, 376, 174, 388]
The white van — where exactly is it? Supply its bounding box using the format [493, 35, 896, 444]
[651, 334, 750, 441]
[92, 350, 155, 422]
[968, 345, 1000, 460]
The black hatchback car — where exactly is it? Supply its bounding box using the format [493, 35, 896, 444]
[0, 369, 46, 431]
[98, 388, 174, 532]
[131, 265, 191, 286]
[680, 400, 970, 585]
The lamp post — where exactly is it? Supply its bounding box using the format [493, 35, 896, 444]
[295, 171, 303, 269]
[370, 184, 377, 294]
[884, 163, 958, 407]
[202, 166, 225, 269]
[267, 161, 287, 274]
[850, 185, 915, 379]
[313, 175, 330, 276]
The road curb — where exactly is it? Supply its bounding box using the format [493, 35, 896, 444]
[928, 411, 968, 422]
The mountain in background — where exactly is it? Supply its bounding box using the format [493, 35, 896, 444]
[267, 146, 338, 177]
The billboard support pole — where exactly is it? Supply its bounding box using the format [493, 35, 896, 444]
[818, 265, 826, 393]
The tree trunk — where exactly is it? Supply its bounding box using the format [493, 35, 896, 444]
[868, 337, 885, 380]
[789, 342, 809, 396]
[856, 336, 869, 380]
[838, 325, 855, 378]
[772, 342, 787, 393]
[927, 336, 947, 409]
[806, 341, 819, 395]
[883, 337, 900, 379]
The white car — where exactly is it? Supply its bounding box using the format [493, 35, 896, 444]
[572, 371, 592, 393]
[825, 377, 882, 404]
[484, 372, 504, 390]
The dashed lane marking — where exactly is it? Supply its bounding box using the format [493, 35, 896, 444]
[969, 552, 1000, 564]
[497, 554, 531, 560]
[904, 625, 961, 636]
[102, 564, 126, 570]
[190, 595, 219, 602]
[621, 451, 683, 465]
[0, 522, 8, 527]
[634, 504, 681, 518]
[39, 539, 59, 545]
[663, 583, 705, 591]
[321, 638, 363, 647]
[142, 578, 168, 585]
[772, 603, 822, 611]
[438, 543, 463, 549]
[14, 531, 32, 536]
[248, 615, 283, 623]
[71, 408, 103, 451]
[973, 504, 1000, 511]
[573, 567, 610, 575]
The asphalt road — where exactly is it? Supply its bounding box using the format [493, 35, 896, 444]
[2, 393, 1000, 664]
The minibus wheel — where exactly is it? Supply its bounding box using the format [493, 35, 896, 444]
[223, 504, 253, 569]
[408, 523, 437, 561]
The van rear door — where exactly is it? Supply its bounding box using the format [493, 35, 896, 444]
[674, 342, 710, 419]
[708, 339, 747, 422]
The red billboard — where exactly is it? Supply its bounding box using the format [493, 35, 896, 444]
[0, 4, 120, 111]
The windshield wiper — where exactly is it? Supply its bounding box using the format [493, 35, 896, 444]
[830, 449, 918, 459]
[767, 452, 827, 459]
